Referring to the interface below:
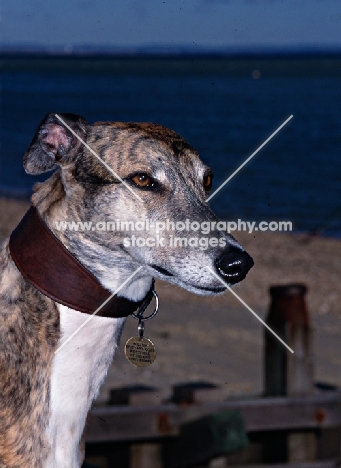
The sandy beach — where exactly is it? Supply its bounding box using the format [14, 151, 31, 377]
[1, 196, 340, 403]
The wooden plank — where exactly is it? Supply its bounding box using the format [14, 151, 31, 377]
[85, 391, 341, 443]
[233, 393, 341, 431]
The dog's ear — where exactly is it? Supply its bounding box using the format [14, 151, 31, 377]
[24, 113, 88, 175]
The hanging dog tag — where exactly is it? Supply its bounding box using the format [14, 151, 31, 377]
[125, 336, 156, 367]
[125, 288, 159, 367]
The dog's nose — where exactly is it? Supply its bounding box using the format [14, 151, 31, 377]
[215, 247, 254, 284]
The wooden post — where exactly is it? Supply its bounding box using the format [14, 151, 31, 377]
[108, 384, 163, 406]
[172, 381, 225, 405]
[108, 385, 163, 468]
[130, 444, 162, 468]
[264, 283, 316, 462]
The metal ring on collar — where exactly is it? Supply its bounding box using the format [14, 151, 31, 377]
[132, 289, 159, 322]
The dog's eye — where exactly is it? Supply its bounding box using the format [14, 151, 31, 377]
[203, 173, 213, 191]
[130, 173, 155, 189]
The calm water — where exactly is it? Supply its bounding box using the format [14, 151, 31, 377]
[0, 54, 340, 236]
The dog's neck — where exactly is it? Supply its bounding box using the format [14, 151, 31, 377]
[7, 186, 154, 466]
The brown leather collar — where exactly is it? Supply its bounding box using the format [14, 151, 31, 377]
[9, 206, 153, 318]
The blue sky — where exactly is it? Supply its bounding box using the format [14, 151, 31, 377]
[1, 0, 341, 51]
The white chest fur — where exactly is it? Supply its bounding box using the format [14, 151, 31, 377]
[45, 305, 125, 468]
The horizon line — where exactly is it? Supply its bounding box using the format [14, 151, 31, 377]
[1, 43, 341, 58]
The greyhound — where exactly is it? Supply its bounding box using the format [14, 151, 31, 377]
[0, 113, 253, 467]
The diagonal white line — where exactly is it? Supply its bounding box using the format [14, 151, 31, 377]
[206, 115, 294, 202]
[54, 266, 143, 354]
[205, 265, 294, 354]
[55, 114, 143, 202]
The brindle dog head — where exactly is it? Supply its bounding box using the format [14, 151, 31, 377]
[24, 113, 253, 300]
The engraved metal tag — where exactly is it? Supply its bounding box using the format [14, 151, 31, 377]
[125, 336, 156, 367]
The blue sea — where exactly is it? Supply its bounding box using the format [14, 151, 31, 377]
[0, 53, 340, 236]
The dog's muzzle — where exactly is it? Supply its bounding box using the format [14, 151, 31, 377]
[216, 246, 254, 284]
